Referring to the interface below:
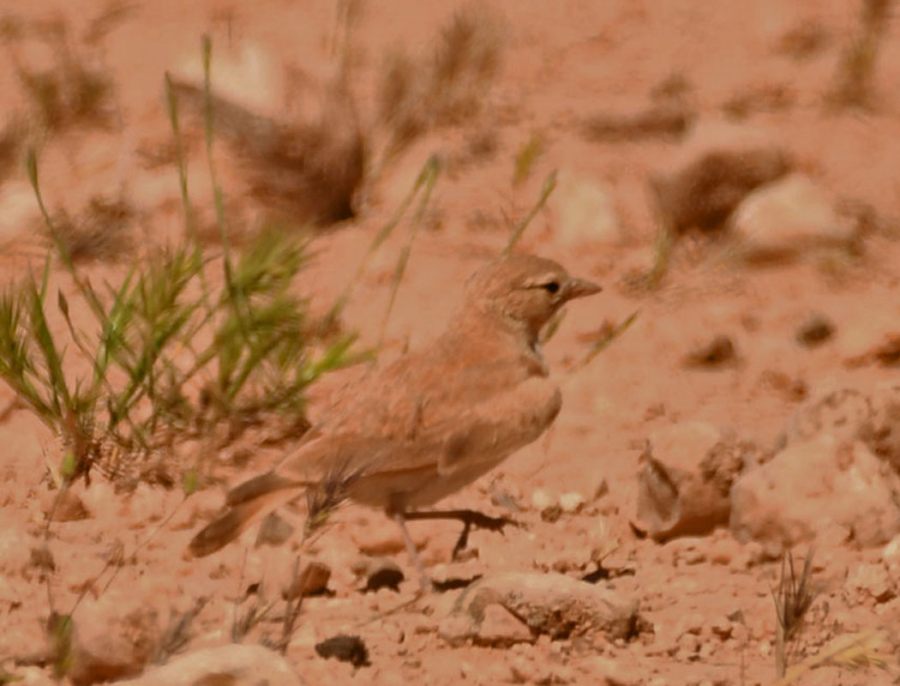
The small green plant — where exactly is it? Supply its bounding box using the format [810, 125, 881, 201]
[512, 133, 544, 187]
[0, 150, 362, 489]
[505, 170, 558, 254]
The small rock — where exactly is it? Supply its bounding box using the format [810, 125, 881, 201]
[684, 335, 737, 368]
[650, 121, 790, 234]
[549, 170, 623, 247]
[796, 314, 835, 347]
[730, 174, 854, 260]
[847, 563, 897, 603]
[315, 634, 370, 667]
[116, 644, 302, 685]
[541, 504, 563, 523]
[67, 591, 162, 686]
[353, 557, 405, 593]
[284, 559, 331, 599]
[531, 489, 555, 512]
[352, 525, 425, 557]
[256, 512, 295, 548]
[49, 490, 90, 523]
[0, 522, 32, 576]
[7, 666, 54, 686]
[805, 384, 900, 474]
[580, 655, 634, 685]
[0, 182, 41, 246]
[441, 572, 639, 646]
[559, 492, 586, 514]
[884, 535, 900, 570]
[731, 437, 900, 549]
[476, 603, 535, 646]
[710, 617, 733, 640]
[637, 423, 752, 541]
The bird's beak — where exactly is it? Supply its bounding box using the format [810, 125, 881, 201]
[564, 277, 602, 300]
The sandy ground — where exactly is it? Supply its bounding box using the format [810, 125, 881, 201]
[1, 1, 899, 685]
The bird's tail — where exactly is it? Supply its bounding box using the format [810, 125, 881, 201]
[188, 471, 304, 558]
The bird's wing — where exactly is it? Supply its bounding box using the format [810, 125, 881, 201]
[273, 374, 561, 481]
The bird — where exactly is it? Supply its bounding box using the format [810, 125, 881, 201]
[189, 253, 601, 590]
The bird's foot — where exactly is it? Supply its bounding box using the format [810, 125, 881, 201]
[450, 510, 519, 560]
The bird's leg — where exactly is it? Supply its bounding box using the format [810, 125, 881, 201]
[401, 509, 519, 560]
[392, 512, 433, 593]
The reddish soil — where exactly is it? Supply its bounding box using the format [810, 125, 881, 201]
[1, 1, 899, 685]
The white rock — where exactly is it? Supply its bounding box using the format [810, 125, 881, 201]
[549, 170, 622, 246]
[441, 572, 639, 646]
[559, 492, 586, 514]
[731, 174, 854, 259]
[847, 563, 896, 603]
[117, 644, 303, 686]
[731, 437, 900, 550]
[68, 590, 162, 686]
[530, 489, 555, 512]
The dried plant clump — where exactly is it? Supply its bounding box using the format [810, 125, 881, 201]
[304, 457, 366, 539]
[828, 0, 894, 108]
[0, 118, 23, 185]
[153, 598, 208, 665]
[14, 20, 116, 133]
[773, 549, 817, 677]
[168, 78, 365, 227]
[49, 194, 135, 264]
[377, 5, 503, 158]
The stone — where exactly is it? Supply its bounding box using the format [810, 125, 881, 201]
[730, 174, 854, 260]
[884, 535, 900, 573]
[846, 563, 896, 603]
[352, 557, 405, 593]
[116, 644, 303, 685]
[683, 335, 737, 368]
[0, 520, 32, 576]
[315, 635, 370, 667]
[476, 603, 535, 646]
[67, 590, 162, 686]
[440, 572, 639, 646]
[559, 492, 586, 514]
[786, 383, 900, 474]
[731, 437, 900, 550]
[650, 121, 790, 234]
[579, 655, 635, 685]
[795, 314, 836, 347]
[283, 559, 331, 599]
[549, 170, 623, 247]
[48, 489, 91, 523]
[636, 422, 751, 541]
[0, 182, 40, 246]
[12, 666, 55, 686]
[530, 489, 555, 512]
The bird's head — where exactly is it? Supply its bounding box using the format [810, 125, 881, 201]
[464, 253, 601, 343]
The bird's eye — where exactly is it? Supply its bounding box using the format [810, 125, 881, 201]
[541, 281, 560, 294]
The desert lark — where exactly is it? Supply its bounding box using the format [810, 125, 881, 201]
[190, 253, 601, 589]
